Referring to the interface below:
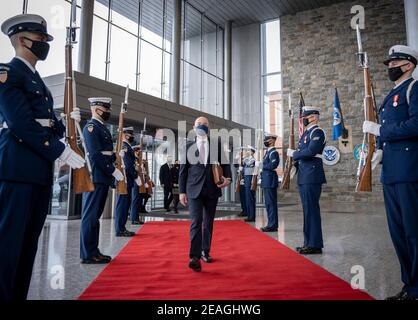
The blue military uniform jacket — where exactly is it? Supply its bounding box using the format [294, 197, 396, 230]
[293, 125, 327, 185]
[243, 156, 256, 176]
[0, 58, 65, 186]
[83, 118, 116, 186]
[261, 148, 280, 188]
[378, 78, 418, 184]
[122, 140, 137, 188]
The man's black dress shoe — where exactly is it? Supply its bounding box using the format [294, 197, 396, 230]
[296, 246, 305, 253]
[81, 254, 111, 264]
[385, 290, 417, 300]
[201, 252, 213, 263]
[132, 220, 144, 225]
[244, 218, 255, 222]
[116, 230, 135, 237]
[188, 258, 201, 272]
[260, 226, 278, 232]
[298, 247, 322, 255]
[238, 211, 247, 217]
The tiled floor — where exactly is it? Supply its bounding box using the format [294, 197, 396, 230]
[27, 201, 400, 300]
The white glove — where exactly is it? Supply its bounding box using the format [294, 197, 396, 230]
[135, 177, 143, 186]
[119, 149, 126, 158]
[144, 183, 149, 188]
[238, 166, 243, 172]
[112, 168, 124, 181]
[59, 146, 85, 169]
[287, 149, 295, 158]
[70, 107, 81, 123]
[240, 179, 245, 185]
[363, 121, 381, 137]
[255, 161, 260, 167]
[371, 149, 383, 171]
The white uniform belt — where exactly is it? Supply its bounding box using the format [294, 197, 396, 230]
[101, 151, 113, 156]
[1, 119, 54, 129]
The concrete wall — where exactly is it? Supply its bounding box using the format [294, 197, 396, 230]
[280, 0, 406, 201]
[232, 23, 262, 129]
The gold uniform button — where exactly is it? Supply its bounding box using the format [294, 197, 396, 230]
[44, 141, 50, 147]
[19, 139, 23, 143]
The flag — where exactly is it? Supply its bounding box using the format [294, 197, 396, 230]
[298, 92, 305, 138]
[332, 87, 343, 141]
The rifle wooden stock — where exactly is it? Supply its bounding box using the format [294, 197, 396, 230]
[235, 150, 243, 193]
[64, 30, 94, 194]
[281, 108, 295, 190]
[115, 103, 128, 195]
[144, 152, 153, 195]
[356, 67, 376, 192]
[134, 148, 147, 194]
[251, 130, 263, 191]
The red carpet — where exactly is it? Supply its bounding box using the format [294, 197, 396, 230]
[79, 220, 373, 300]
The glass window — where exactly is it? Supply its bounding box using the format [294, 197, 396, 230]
[90, 15, 108, 80]
[202, 72, 216, 115]
[263, 20, 281, 74]
[139, 40, 162, 98]
[0, 0, 23, 63]
[182, 61, 201, 110]
[164, 0, 174, 53]
[217, 79, 224, 118]
[162, 52, 171, 100]
[202, 16, 216, 75]
[217, 26, 224, 79]
[183, 4, 201, 68]
[108, 25, 137, 88]
[265, 74, 281, 93]
[111, 0, 139, 35]
[94, 0, 109, 20]
[26, 0, 80, 77]
[141, 0, 164, 48]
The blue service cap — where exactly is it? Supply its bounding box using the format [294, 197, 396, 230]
[1, 14, 53, 41]
[384, 45, 418, 66]
[244, 145, 256, 152]
[302, 106, 320, 117]
[264, 133, 278, 141]
[88, 97, 112, 109]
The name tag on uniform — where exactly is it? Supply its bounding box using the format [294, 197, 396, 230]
[313, 137, 320, 141]
[393, 95, 399, 107]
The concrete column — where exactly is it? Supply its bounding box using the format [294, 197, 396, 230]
[404, 0, 418, 78]
[224, 21, 232, 120]
[170, 0, 182, 103]
[77, 0, 94, 74]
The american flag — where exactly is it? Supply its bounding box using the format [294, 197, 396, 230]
[298, 92, 305, 138]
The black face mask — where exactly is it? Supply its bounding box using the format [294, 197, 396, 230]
[264, 141, 271, 148]
[23, 37, 50, 61]
[303, 118, 311, 127]
[127, 136, 135, 144]
[99, 110, 111, 122]
[388, 64, 409, 82]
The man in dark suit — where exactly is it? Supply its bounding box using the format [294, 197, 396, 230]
[179, 117, 232, 272]
[159, 155, 173, 212]
[170, 160, 180, 213]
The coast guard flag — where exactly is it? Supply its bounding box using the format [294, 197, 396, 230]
[332, 87, 343, 141]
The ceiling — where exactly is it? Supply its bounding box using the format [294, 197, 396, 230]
[96, 0, 347, 39]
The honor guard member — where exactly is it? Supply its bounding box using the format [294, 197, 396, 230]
[363, 45, 418, 300]
[287, 106, 326, 255]
[80, 97, 125, 264]
[260, 134, 280, 232]
[114, 127, 139, 237]
[0, 14, 84, 300]
[235, 148, 247, 217]
[242, 146, 257, 222]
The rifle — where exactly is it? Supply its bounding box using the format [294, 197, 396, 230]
[134, 145, 147, 194]
[251, 129, 263, 191]
[63, 0, 94, 194]
[281, 93, 294, 190]
[355, 25, 377, 192]
[115, 86, 129, 195]
[141, 118, 154, 194]
[235, 148, 243, 193]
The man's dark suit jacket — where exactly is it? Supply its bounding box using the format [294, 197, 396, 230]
[179, 137, 232, 199]
[159, 163, 172, 187]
